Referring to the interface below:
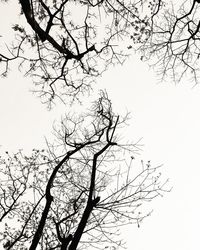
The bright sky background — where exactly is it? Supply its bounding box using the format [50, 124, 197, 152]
[0, 2, 200, 250]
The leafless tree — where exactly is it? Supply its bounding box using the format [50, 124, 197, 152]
[2, 1, 197, 95]
[0, 2, 171, 249]
[0, 0, 155, 105]
[139, 0, 200, 84]
[0, 92, 168, 250]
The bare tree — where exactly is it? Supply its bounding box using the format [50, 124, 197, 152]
[2, 1, 197, 95]
[0, 92, 168, 250]
[0, 0, 155, 105]
[139, 0, 200, 84]
[0, 2, 171, 249]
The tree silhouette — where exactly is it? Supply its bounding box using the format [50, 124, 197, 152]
[2, 1, 197, 92]
[0, 1, 171, 249]
[139, 0, 200, 84]
[0, 92, 168, 250]
[0, 0, 154, 105]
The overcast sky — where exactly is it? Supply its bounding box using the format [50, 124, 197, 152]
[0, 2, 200, 250]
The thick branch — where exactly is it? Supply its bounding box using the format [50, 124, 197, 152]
[19, 0, 74, 57]
[29, 130, 107, 250]
[19, 0, 96, 61]
[68, 140, 116, 250]
[29, 145, 84, 250]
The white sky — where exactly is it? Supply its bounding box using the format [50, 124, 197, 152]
[0, 2, 200, 250]
[98, 58, 200, 250]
